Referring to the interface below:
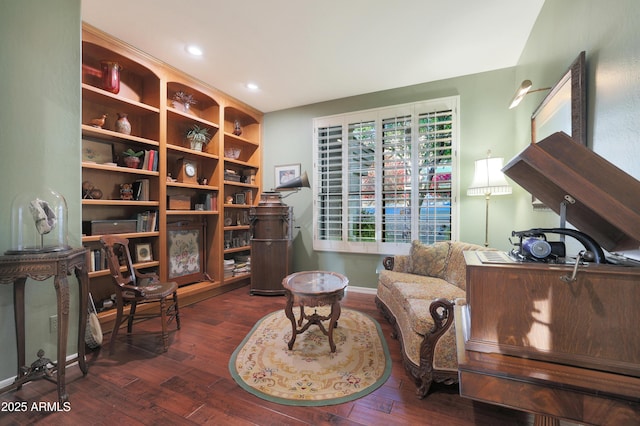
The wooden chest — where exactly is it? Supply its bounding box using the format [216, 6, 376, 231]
[84, 220, 137, 236]
[168, 195, 191, 210]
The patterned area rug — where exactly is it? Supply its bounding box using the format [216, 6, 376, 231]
[229, 307, 391, 406]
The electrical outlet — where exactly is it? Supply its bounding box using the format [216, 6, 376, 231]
[49, 315, 58, 333]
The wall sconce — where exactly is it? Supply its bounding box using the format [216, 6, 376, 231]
[467, 151, 512, 247]
[509, 80, 551, 109]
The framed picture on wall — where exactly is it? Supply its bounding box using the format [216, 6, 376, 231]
[167, 220, 207, 285]
[274, 163, 301, 190]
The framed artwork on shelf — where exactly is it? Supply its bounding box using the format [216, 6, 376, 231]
[234, 192, 246, 205]
[135, 243, 153, 263]
[82, 139, 114, 164]
[274, 163, 300, 190]
[167, 220, 207, 285]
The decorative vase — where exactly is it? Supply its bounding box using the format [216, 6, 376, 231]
[189, 137, 204, 152]
[233, 120, 242, 136]
[123, 156, 140, 169]
[100, 61, 121, 94]
[115, 113, 131, 135]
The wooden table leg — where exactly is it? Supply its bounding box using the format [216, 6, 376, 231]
[284, 291, 297, 350]
[53, 273, 70, 403]
[327, 301, 341, 352]
[13, 277, 26, 389]
[75, 263, 89, 375]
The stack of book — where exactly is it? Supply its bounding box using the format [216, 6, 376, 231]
[136, 210, 158, 232]
[141, 150, 159, 171]
[198, 192, 218, 211]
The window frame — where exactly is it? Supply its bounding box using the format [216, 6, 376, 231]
[312, 96, 460, 255]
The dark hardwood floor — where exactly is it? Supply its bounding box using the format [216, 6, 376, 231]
[1, 285, 535, 425]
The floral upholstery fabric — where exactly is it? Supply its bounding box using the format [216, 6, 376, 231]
[408, 240, 450, 278]
[442, 241, 492, 291]
[391, 254, 411, 273]
[377, 269, 464, 368]
[377, 240, 497, 381]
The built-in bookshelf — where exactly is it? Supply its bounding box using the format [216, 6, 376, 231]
[81, 24, 262, 325]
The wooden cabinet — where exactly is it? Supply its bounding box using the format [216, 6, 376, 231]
[458, 252, 640, 424]
[249, 200, 293, 296]
[250, 240, 293, 295]
[81, 24, 262, 324]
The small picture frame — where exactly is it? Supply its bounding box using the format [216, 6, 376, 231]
[234, 192, 246, 205]
[274, 163, 301, 190]
[135, 243, 153, 263]
[82, 139, 114, 164]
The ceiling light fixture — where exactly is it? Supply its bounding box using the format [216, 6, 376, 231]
[508, 80, 551, 109]
[246, 82, 259, 91]
[186, 45, 203, 56]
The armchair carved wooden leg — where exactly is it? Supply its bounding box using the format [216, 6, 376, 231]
[160, 297, 169, 352]
[128, 300, 137, 333]
[173, 291, 181, 329]
[110, 295, 125, 355]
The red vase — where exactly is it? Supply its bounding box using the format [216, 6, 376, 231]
[100, 61, 121, 94]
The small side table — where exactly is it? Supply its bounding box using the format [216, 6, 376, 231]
[0, 248, 89, 403]
[282, 271, 349, 352]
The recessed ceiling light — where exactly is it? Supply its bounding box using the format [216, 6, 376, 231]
[186, 45, 203, 56]
[246, 82, 259, 91]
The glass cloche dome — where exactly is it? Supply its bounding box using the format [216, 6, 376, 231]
[6, 188, 70, 254]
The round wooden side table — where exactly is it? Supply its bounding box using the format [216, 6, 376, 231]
[281, 270, 349, 352]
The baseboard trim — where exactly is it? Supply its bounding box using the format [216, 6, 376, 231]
[346, 285, 376, 295]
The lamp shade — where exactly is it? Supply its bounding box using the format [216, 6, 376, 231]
[509, 80, 533, 109]
[467, 157, 512, 196]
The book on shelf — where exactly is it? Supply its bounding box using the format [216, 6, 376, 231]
[136, 210, 158, 232]
[198, 191, 218, 211]
[133, 178, 150, 201]
[140, 150, 158, 172]
[87, 247, 107, 272]
[151, 150, 158, 171]
[142, 150, 149, 170]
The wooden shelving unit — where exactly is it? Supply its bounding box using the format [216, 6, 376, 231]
[81, 24, 262, 324]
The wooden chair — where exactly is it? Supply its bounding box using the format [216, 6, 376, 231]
[100, 235, 180, 353]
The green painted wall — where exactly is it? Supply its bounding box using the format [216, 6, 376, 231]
[263, 69, 517, 288]
[263, 0, 640, 288]
[0, 0, 81, 383]
[509, 0, 640, 235]
[1, 0, 639, 384]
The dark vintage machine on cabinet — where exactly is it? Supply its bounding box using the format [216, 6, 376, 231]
[459, 132, 640, 425]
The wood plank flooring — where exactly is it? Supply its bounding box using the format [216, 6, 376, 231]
[1, 285, 536, 425]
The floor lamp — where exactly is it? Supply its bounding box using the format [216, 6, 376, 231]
[467, 151, 512, 247]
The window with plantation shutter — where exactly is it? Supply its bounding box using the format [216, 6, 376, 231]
[313, 96, 459, 254]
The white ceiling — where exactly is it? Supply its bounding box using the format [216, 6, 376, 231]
[81, 0, 545, 113]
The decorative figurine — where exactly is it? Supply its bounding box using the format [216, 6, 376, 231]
[120, 183, 134, 200]
[28, 199, 56, 235]
[233, 119, 242, 136]
[89, 114, 107, 128]
[82, 181, 103, 199]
